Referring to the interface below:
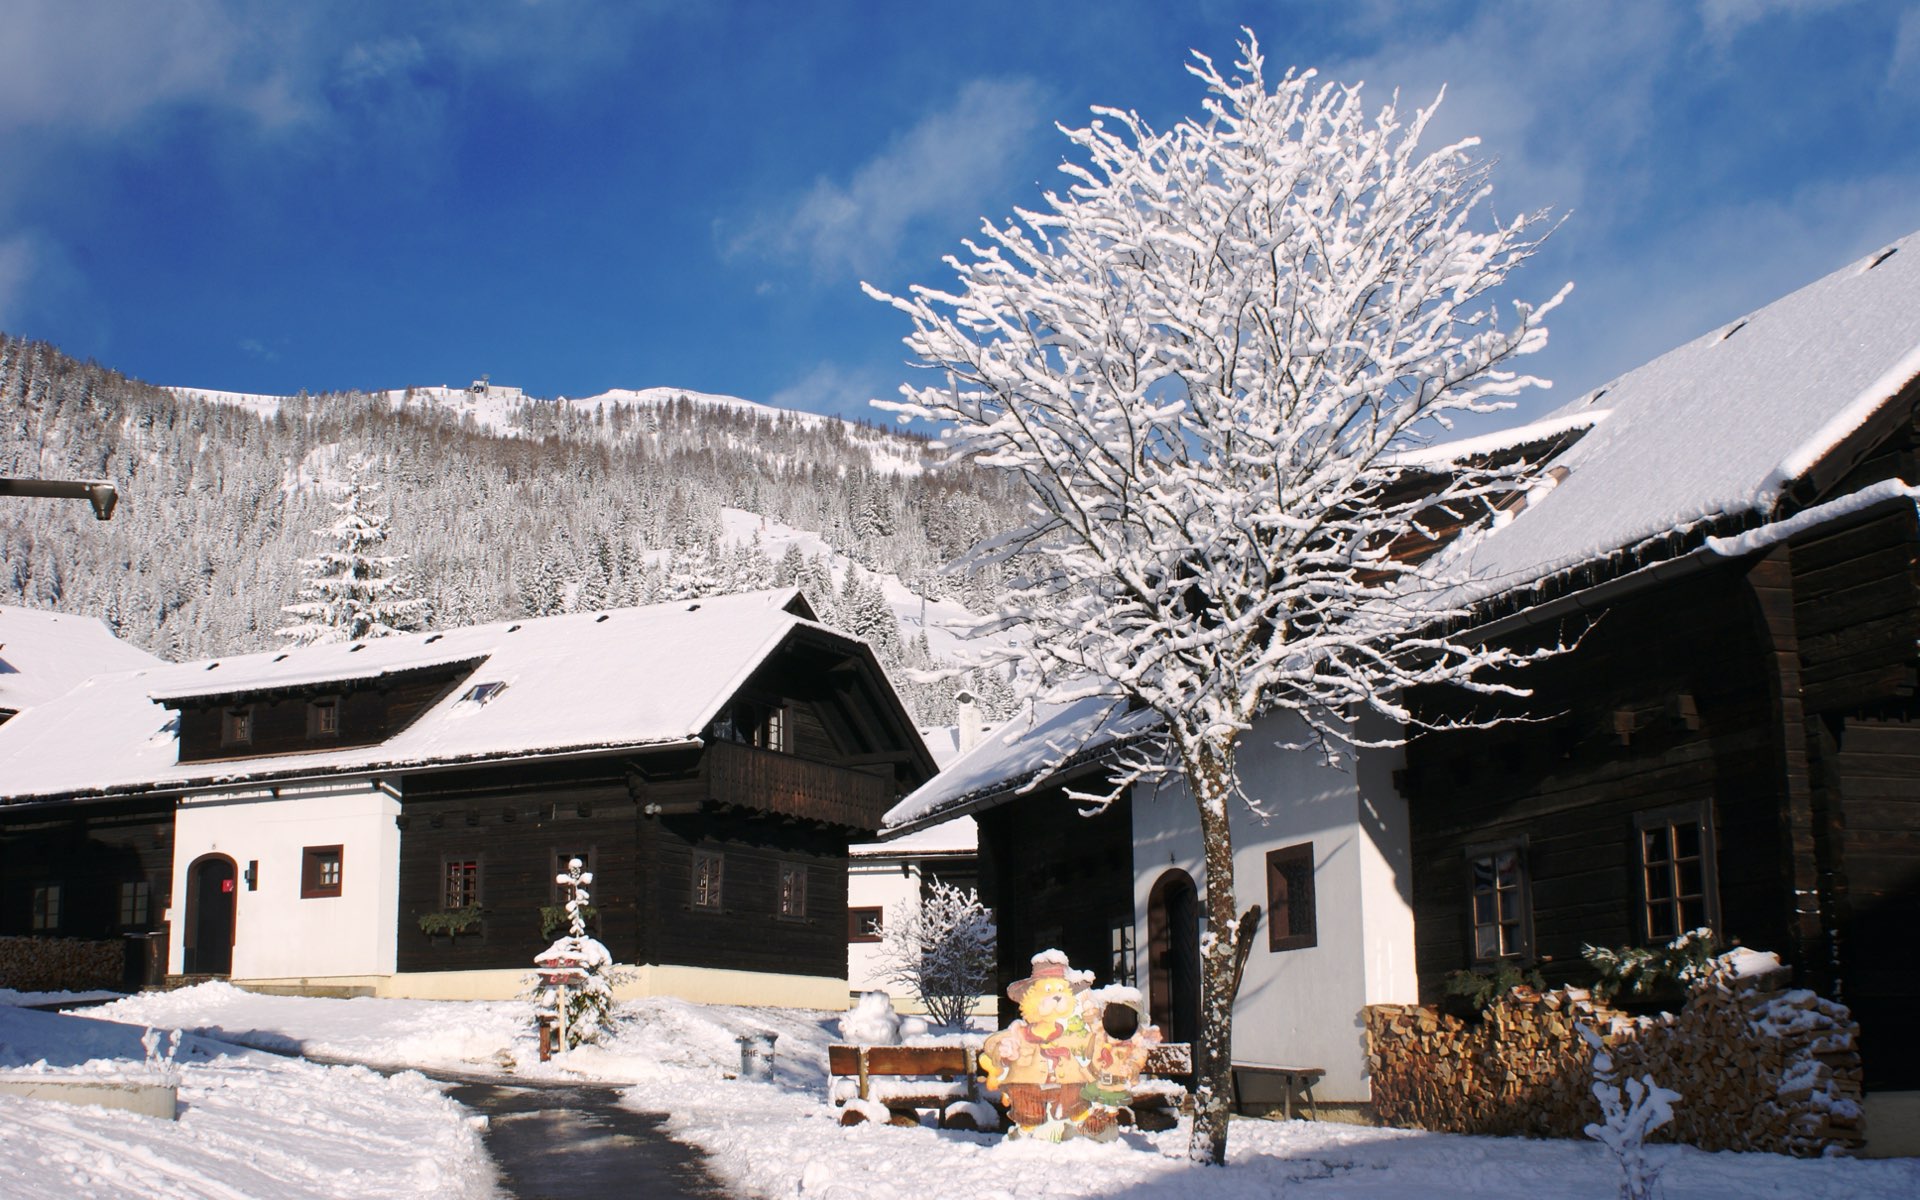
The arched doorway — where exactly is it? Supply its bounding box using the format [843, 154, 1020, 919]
[184, 854, 237, 975]
[1146, 869, 1201, 1045]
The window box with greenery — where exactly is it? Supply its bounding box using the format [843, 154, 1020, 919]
[418, 906, 486, 939]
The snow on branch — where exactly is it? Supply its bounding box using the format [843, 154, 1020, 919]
[867, 30, 1568, 769]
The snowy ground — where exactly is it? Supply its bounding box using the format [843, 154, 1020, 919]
[0, 999, 493, 1199]
[1, 984, 1902, 1200]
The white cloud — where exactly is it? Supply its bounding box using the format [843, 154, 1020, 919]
[726, 77, 1044, 279]
[1700, 0, 1857, 44]
[0, 235, 37, 329]
[0, 1, 310, 136]
[768, 361, 894, 419]
[1891, 7, 1920, 84]
[1314, 2, 1683, 227]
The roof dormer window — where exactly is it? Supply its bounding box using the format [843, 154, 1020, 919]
[308, 697, 340, 739]
[462, 681, 507, 707]
[222, 705, 253, 747]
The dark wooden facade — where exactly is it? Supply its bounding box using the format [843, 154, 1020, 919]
[1403, 495, 1920, 1088]
[393, 627, 930, 983]
[167, 660, 479, 762]
[395, 752, 857, 981]
[0, 796, 174, 988]
[977, 784, 1135, 1025]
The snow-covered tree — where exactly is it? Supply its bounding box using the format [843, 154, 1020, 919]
[532, 857, 620, 1052]
[868, 33, 1566, 1164]
[277, 458, 428, 644]
[879, 881, 995, 1030]
[1578, 1023, 1681, 1200]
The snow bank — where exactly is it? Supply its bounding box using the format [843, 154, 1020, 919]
[0, 1002, 492, 1199]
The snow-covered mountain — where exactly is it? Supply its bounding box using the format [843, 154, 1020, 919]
[169, 381, 935, 476]
[1, 335, 1024, 723]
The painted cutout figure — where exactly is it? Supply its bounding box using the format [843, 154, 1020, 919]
[1078, 986, 1161, 1142]
[979, 950, 1097, 1140]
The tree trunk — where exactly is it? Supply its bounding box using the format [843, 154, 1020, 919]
[1187, 742, 1240, 1166]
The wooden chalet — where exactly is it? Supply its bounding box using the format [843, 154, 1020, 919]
[0, 607, 170, 987]
[1398, 232, 1920, 1090]
[0, 589, 936, 1004]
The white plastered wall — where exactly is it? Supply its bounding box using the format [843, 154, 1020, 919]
[1129, 710, 1416, 1103]
[169, 778, 402, 981]
[848, 856, 920, 994]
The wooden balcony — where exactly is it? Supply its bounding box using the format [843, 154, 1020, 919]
[705, 740, 893, 831]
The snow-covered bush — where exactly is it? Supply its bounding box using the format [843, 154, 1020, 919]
[1578, 1022, 1681, 1200]
[878, 881, 995, 1029]
[141, 1026, 182, 1087]
[531, 857, 624, 1051]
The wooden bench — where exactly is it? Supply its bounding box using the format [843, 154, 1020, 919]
[1124, 1042, 1193, 1131]
[827, 1045, 988, 1129]
[826, 1042, 1195, 1132]
[1228, 1062, 1324, 1120]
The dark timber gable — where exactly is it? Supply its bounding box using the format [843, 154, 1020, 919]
[1403, 401, 1920, 1088]
[394, 626, 932, 983]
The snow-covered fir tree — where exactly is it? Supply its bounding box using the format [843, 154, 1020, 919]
[869, 33, 1567, 1164]
[277, 458, 428, 644]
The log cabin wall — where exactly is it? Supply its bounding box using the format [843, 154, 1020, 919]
[1406, 500, 1920, 1086]
[395, 750, 857, 982]
[645, 807, 850, 981]
[0, 798, 174, 987]
[396, 759, 644, 973]
[1403, 563, 1789, 998]
[1788, 501, 1920, 1087]
[977, 786, 1134, 1025]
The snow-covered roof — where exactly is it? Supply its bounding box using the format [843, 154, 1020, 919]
[1452, 232, 1920, 597]
[1387, 409, 1606, 471]
[0, 589, 864, 803]
[852, 814, 977, 859]
[881, 695, 1159, 835]
[0, 606, 163, 715]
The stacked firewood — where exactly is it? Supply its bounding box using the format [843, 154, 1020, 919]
[0, 934, 122, 993]
[1364, 965, 1862, 1157]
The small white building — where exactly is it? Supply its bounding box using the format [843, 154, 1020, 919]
[847, 815, 979, 997]
[467, 376, 524, 403]
[882, 696, 1416, 1108]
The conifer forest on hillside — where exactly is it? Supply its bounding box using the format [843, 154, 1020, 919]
[0, 333, 1026, 723]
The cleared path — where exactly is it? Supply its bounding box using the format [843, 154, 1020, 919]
[437, 1073, 732, 1200]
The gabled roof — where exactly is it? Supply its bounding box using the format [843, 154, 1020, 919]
[882, 695, 1159, 836]
[0, 588, 918, 804]
[1449, 231, 1920, 601]
[887, 233, 1920, 833]
[0, 606, 163, 715]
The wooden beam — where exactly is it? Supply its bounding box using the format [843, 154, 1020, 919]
[1745, 547, 1829, 982]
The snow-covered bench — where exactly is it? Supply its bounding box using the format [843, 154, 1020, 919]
[828, 1044, 992, 1129]
[826, 1042, 1194, 1132]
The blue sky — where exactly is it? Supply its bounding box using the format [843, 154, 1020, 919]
[1, 0, 1915, 430]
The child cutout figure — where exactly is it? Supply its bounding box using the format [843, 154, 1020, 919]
[1078, 986, 1161, 1142]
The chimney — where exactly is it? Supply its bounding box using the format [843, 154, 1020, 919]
[955, 688, 984, 753]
